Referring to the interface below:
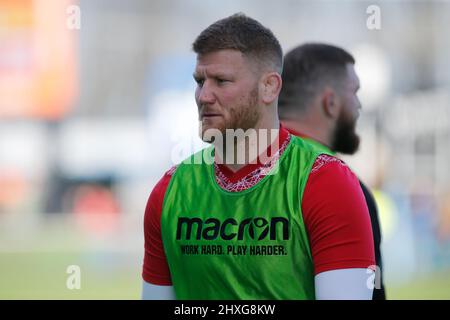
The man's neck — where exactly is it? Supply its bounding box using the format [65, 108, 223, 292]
[281, 119, 331, 149]
[215, 120, 281, 173]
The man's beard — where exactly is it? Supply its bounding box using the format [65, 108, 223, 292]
[226, 86, 260, 132]
[200, 86, 260, 143]
[331, 110, 360, 155]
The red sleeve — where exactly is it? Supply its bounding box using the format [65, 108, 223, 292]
[302, 155, 375, 276]
[142, 167, 176, 285]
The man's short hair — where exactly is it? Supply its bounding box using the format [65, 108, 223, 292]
[278, 43, 355, 119]
[192, 13, 283, 73]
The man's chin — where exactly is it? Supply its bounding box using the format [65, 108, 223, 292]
[337, 134, 360, 155]
[347, 138, 360, 155]
[199, 124, 225, 143]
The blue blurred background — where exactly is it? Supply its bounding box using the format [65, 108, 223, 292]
[0, 0, 449, 299]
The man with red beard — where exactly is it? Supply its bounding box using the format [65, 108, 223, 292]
[142, 15, 375, 300]
[279, 43, 385, 299]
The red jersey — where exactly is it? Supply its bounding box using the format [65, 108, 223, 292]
[143, 126, 375, 285]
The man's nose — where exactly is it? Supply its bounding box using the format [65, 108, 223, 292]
[355, 98, 362, 114]
[197, 81, 215, 105]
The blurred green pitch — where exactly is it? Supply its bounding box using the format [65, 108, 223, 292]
[1, 251, 450, 299]
[0, 251, 140, 299]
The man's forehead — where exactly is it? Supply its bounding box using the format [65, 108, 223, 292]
[194, 63, 235, 76]
[196, 49, 244, 62]
[194, 50, 246, 75]
[346, 63, 360, 88]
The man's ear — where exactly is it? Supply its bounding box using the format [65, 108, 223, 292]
[321, 87, 341, 119]
[260, 72, 282, 105]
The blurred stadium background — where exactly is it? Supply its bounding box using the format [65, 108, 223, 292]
[1, 0, 449, 299]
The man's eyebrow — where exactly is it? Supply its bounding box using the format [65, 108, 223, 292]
[194, 71, 233, 79]
[211, 71, 233, 78]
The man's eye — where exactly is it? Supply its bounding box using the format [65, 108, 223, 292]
[195, 78, 204, 87]
[217, 79, 229, 84]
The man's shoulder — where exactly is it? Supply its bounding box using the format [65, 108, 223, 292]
[160, 146, 215, 184]
[287, 136, 341, 174]
[151, 165, 178, 197]
[165, 165, 178, 177]
[310, 154, 349, 175]
[176, 146, 215, 167]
